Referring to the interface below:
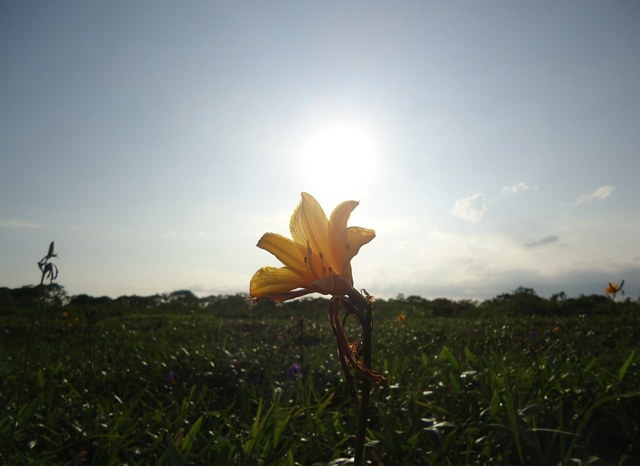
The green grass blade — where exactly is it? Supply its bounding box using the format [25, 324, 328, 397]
[617, 350, 635, 383]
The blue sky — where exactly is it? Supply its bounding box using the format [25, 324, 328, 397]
[1, 1, 639, 300]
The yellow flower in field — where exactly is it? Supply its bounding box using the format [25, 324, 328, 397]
[605, 280, 625, 299]
[250, 192, 375, 302]
[396, 312, 407, 323]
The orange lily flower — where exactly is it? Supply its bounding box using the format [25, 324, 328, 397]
[250, 192, 375, 302]
[605, 280, 625, 299]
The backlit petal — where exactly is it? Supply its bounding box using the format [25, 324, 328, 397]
[250, 266, 307, 297]
[345, 226, 376, 261]
[328, 200, 359, 270]
[257, 233, 308, 275]
[329, 200, 359, 231]
[290, 193, 331, 264]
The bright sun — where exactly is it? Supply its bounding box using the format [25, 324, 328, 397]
[300, 125, 378, 201]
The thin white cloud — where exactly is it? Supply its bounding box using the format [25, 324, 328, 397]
[450, 193, 487, 224]
[575, 185, 615, 205]
[0, 219, 42, 229]
[502, 181, 537, 193]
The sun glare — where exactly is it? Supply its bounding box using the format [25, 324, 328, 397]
[300, 125, 378, 201]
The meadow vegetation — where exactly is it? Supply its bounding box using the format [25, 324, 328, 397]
[1, 285, 639, 465]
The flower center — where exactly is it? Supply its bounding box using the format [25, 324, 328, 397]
[304, 241, 334, 278]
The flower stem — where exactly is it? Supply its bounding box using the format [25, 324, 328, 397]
[14, 283, 44, 430]
[349, 289, 373, 466]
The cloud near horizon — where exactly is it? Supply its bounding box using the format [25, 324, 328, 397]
[0, 219, 43, 229]
[574, 185, 615, 205]
[450, 193, 488, 224]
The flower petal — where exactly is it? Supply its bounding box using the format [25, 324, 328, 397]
[345, 226, 376, 261]
[257, 233, 308, 275]
[250, 266, 307, 297]
[328, 200, 359, 270]
[329, 200, 359, 231]
[290, 193, 331, 262]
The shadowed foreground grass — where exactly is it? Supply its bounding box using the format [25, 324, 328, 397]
[1, 292, 639, 465]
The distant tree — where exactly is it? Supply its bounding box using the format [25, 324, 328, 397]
[115, 295, 156, 308]
[432, 298, 457, 317]
[563, 294, 612, 315]
[479, 287, 547, 315]
[70, 294, 113, 307]
[429, 298, 476, 317]
[200, 294, 221, 308]
[457, 299, 479, 314]
[213, 293, 250, 314]
[509, 287, 545, 314]
[0, 287, 15, 305]
[9, 284, 67, 307]
[168, 290, 198, 304]
[70, 294, 94, 306]
[406, 295, 426, 304]
[10, 285, 41, 303]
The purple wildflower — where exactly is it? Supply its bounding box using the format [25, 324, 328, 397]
[167, 370, 179, 385]
[287, 362, 303, 378]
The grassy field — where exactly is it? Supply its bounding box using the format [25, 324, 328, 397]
[1, 288, 639, 465]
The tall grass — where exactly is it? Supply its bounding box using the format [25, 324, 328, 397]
[1, 293, 639, 464]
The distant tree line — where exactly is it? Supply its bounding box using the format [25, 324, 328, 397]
[377, 286, 638, 317]
[0, 284, 637, 317]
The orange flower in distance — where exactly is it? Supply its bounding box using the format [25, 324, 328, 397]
[250, 192, 375, 302]
[605, 280, 625, 299]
